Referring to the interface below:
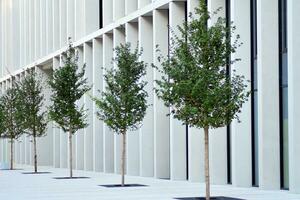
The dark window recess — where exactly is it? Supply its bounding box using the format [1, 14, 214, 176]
[251, 0, 259, 187]
[184, 1, 189, 181]
[99, 0, 103, 29]
[225, 0, 232, 185]
[279, 0, 289, 190]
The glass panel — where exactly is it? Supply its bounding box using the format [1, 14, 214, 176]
[282, 87, 289, 188]
[254, 91, 259, 186]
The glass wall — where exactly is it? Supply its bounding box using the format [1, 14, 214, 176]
[279, 0, 289, 190]
[225, 0, 232, 185]
[251, 0, 259, 187]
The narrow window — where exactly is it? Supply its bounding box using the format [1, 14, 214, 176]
[251, 0, 259, 187]
[99, 0, 103, 29]
[225, 0, 232, 185]
[279, 0, 288, 190]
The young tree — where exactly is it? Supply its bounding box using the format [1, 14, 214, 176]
[48, 39, 91, 178]
[155, 1, 249, 199]
[19, 71, 48, 173]
[0, 83, 25, 170]
[93, 43, 148, 186]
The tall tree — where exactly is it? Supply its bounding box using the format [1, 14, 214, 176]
[93, 43, 148, 186]
[0, 82, 25, 170]
[49, 39, 91, 178]
[19, 71, 48, 173]
[154, 1, 249, 199]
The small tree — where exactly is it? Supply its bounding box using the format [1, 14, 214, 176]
[0, 82, 24, 170]
[19, 71, 48, 173]
[49, 39, 91, 178]
[93, 43, 148, 186]
[155, 1, 249, 199]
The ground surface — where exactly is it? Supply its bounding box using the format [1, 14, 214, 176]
[0, 165, 299, 200]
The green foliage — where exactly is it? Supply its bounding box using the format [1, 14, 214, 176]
[155, 0, 249, 129]
[19, 70, 48, 137]
[49, 39, 91, 134]
[0, 82, 24, 140]
[93, 43, 148, 134]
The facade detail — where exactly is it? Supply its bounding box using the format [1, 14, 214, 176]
[0, 0, 300, 193]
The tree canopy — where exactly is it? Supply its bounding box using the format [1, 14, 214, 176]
[94, 43, 148, 134]
[48, 40, 91, 134]
[155, 0, 249, 130]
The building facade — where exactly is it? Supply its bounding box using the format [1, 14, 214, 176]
[0, 0, 300, 194]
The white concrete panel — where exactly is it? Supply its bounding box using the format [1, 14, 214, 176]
[113, 28, 125, 174]
[34, 0, 41, 60]
[231, 0, 252, 187]
[169, 1, 187, 181]
[52, 57, 60, 168]
[40, 0, 47, 57]
[59, 0, 67, 47]
[76, 47, 85, 170]
[83, 42, 94, 171]
[52, 0, 60, 51]
[92, 38, 104, 172]
[139, 16, 154, 177]
[153, 9, 170, 179]
[113, 0, 125, 21]
[59, 55, 68, 169]
[103, 33, 114, 173]
[103, 0, 113, 27]
[207, 0, 228, 185]
[125, 0, 137, 15]
[138, 0, 151, 9]
[288, 0, 300, 194]
[67, 0, 75, 40]
[75, 0, 84, 40]
[46, 0, 54, 54]
[257, 0, 280, 190]
[84, 0, 99, 35]
[125, 22, 140, 176]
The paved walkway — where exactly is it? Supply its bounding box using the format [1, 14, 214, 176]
[0, 165, 299, 200]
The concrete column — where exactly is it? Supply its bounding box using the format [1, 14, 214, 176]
[34, 0, 41, 60]
[125, 22, 140, 176]
[46, 0, 54, 54]
[231, 0, 252, 187]
[113, 0, 125, 21]
[83, 42, 93, 171]
[35, 66, 53, 166]
[53, 0, 60, 51]
[153, 9, 170, 179]
[40, 0, 47, 57]
[103, 0, 113, 27]
[288, 0, 300, 193]
[92, 38, 104, 172]
[125, 0, 137, 15]
[67, 0, 75, 40]
[53, 57, 60, 168]
[186, 0, 205, 183]
[138, 0, 151, 9]
[103, 33, 114, 173]
[84, 0, 99, 35]
[59, 0, 67, 47]
[206, 0, 228, 185]
[75, 47, 84, 170]
[139, 16, 154, 177]
[75, 0, 84, 40]
[257, 0, 280, 190]
[59, 56, 68, 169]
[169, 1, 187, 181]
[113, 28, 125, 174]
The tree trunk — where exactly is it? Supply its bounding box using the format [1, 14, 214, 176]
[204, 127, 210, 200]
[10, 138, 14, 170]
[121, 131, 126, 186]
[69, 131, 73, 178]
[33, 135, 37, 173]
